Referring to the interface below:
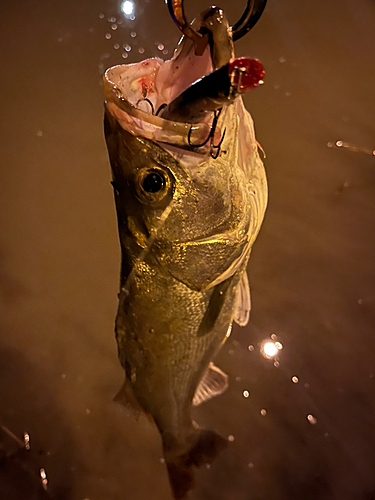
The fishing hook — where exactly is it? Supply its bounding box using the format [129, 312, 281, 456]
[188, 108, 226, 158]
[136, 97, 155, 115]
[166, 0, 268, 48]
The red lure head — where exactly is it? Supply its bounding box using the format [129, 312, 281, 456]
[228, 57, 265, 92]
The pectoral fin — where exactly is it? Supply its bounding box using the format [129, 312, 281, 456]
[192, 362, 229, 407]
[233, 271, 251, 327]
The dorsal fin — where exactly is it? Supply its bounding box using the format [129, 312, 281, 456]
[193, 362, 229, 407]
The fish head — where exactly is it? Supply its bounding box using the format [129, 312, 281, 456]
[103, 7, 267, 291]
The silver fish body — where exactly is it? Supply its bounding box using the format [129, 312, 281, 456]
[103, 8, 267, 499]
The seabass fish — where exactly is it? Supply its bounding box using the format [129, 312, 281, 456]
[103, 6, 267, 499]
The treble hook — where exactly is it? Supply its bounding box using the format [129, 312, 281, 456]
[166, 0, 268, 48]
[188, 108, 226, 159]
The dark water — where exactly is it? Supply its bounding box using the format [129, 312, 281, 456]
[0, 0, 374, 498]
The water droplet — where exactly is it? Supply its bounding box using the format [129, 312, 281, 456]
[99, 12, 105, 19]
[285, 91, 291, 97]
[159, 457, 165, 463]
[291, 376, 299, 383]
[243, 390, 249, 398]
[324, 432, 329, 438]
[113, 43, 119, 49]
[130, 14, 135, 20]
[57, 36, 63, 42]
[206, 463, 211, 469]
[123, 43, 131, 52]
[279, 56, 286, 63]
[327, 141, 334, 148]
[271, 334, 277, 340]
[275, 341, 283, 350]
[274, 84, 280, 90]
[248, 462, 254, 468]
[235, 376, 242, 382]
[307, 414, 317, 424]
[273, 360, 280, 368]
[248, 345, 254, 351]
[228, 435, 235, 442]
[260, 409, 267, 416]
[61, 373, 67, 379]
[105, 33, 112, 39]
[304, 383, 310, 389]
[23, 432, 30, 450]
[131, 31, 137, 37]
[358, 298, 363, 304]
[158, 44, 164, 51]
[108, 16, 116, 22]
[122, 52, 128, 59]
[138, 47, 145, 54]
[229, 349, 234, 356]
[36, 130, 43, 137]
[111, 24, 118, 30]
[163, 49, 168, 55]
[336, 140, 343, 147]
[85, 408, 91, 415]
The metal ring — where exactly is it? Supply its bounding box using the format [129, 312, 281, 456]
[166, 0, 267, 44]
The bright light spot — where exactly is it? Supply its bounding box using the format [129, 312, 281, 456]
[243, 390, 249, 398]
[261, 341, 279, 359]
[260, 409, 267, 416]
[307, 414, 317, 425]
[336, 140, 343, 147]
[158, 43, 164, 51]
[292, 376, 299, 383]
[275, 341, 283, 350]
[228, 435, 235, 442]
[121, 0, 135, 17]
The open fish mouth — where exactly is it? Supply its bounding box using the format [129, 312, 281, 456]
[103, 7, 264, 156]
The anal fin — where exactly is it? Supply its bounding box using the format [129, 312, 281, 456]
[192, 363, 228, 407]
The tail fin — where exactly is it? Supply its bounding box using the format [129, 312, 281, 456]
[163, 430, 227, 500]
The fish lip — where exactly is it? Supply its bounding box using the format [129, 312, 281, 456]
[103, 23, 228, 154]
[103, 63, 218, 154]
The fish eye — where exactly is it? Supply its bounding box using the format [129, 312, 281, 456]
[135, 166, 172, 204]
[142, 172, 164, 193]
